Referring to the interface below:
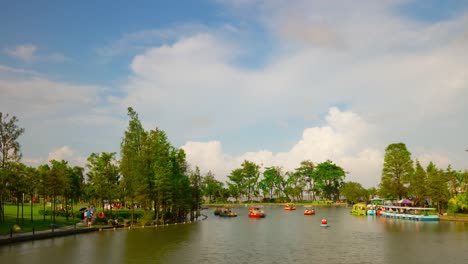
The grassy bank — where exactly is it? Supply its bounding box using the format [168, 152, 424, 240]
[440, 213, 468, 222]
[0, 202, 83, 236]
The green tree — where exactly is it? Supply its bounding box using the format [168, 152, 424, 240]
[8, 163, 28, 224]
[69, 166, 85, 219]
[240, 160, 260, 201]
[0, 112, 25, 222]
[380, 143, 413, 200]
[22, 165, 38, 223]
[189, 167, 203, 220]
[426, 162, 450, 213]
[408, 160, 427, 206]
[227, 168, 245, 202]
[48, 160, 71, 224]
[313, 160, 346, 200]
[120, 107, 145, 210]
[294, 160, 316, 200]
[146, 128, 172, 223]
[340, 181, 367, 204]
[258, 166, 282, 200]
[37, 164, 50, 222]
[202, 171, 223, 203]
[86, 152, 120, 211]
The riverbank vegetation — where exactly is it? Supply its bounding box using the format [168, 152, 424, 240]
[1, 110, 468, 235]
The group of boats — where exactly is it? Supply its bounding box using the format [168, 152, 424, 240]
[213, 203, 317, 218]
[351, 199, 440, 221]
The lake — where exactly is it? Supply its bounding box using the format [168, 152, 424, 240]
[1, 206, 467, 264]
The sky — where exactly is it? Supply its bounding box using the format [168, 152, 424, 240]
[1, 0, 467, 187]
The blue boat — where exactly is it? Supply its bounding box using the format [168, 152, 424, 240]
[379, 205, 439, 221]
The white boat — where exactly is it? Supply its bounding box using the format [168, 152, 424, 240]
[379, 205, 439, 221]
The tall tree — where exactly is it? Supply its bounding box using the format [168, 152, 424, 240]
[48, 160, 71, 224]
[0, 112, 25, 222]
[189, 167, 202, 220]
[380, 143, 413, 200]
[37, 164, 50, 222]
[240, 160, 260, 201]
[294, 160, 316, 200]
[22, 165, 38, 223]
[340, 181, 367, 204]
[258, 166, 282, 200]
[203, 171, 224, 203]
[313, 160, 346, 200]
[408, 160, 427, 206]
[426, 162, 450, 213]
[86, 152, 120, 211]
[120, 107, 145, 210]
[227, 168, 245, 202]
[147, 129, 172, 223]
[0, 112, 25, 168]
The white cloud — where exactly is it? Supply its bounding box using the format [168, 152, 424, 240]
[3, 1, 467, 190]
[120, 4, 468, 183]
[48, 146, 87, 167]
[5, 44, 37, 62]
[416, 152, 453, 170]
[5, 44, 70, 63]
[46, 53, 70, 62]
[182, 108, 383, 187]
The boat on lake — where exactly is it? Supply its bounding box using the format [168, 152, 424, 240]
[380, 205, 439, 221]
[366, 204, 377, 216]
[248, 206, 266, 218]
[214, 207, 237, 217]
[284, 203, 296, 210]
[304, 209, 316, 215]
[351, 203, 367, 216]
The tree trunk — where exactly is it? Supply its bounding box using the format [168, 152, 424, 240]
[30, 193, 33, 223]
[0, 198, 4, 223]
[53, 195, 56, 224]
[65, 195, 69, 221]
[43, 196, 46, 222]
[16, 194, 19, 224]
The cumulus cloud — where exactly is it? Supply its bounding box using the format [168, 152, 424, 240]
[119, 2, 467, 184]
[3, 1, 467, 187]
[5, 44, 70, 63]
[48, 146, 87, 167]
[182, 107, 383, 187]
[0, 67, 124, 166]
[5, 44, 37, 62]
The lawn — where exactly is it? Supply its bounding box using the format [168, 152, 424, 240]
[0, 202, 84, 236]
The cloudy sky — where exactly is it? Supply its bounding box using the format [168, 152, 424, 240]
[1, 0, 467, 187]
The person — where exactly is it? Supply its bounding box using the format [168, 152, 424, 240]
[86, 210, 92, 228]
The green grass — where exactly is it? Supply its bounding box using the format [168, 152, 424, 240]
[0, 202, 84, 236]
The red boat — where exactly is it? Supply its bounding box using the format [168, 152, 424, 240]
[284, 203, 296, 210]
[248, 206, 266, 218]
[304, 209, 315, 215]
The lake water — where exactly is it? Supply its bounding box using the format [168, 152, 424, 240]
[1, 206, 467, 264]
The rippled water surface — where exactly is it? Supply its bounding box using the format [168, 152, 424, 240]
[1, 206, 468, 264]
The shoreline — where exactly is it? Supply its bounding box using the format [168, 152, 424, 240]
[0, 214, 208, 246]
[439, 215, 468, 222]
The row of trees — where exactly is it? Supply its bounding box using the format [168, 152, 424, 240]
[341, 143, 468, 213]
[200, 159, 347, 203]
[1, 110, 467, 225]
[0, 109, 203, 225]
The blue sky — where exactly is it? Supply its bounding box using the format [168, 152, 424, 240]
[1, 0, 468, 187]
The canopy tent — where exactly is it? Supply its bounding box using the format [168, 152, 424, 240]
[398, 199, 413, 205]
